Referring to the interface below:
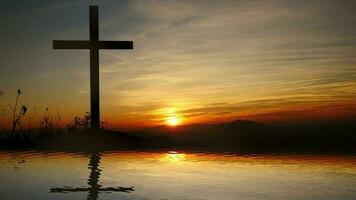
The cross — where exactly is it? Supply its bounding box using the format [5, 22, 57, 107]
[50, 152, 134, 200]
[53, 6, 133, 129]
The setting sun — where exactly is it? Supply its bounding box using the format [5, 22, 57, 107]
[166, 116, 181, 126]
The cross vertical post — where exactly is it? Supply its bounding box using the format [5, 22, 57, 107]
[90, 6, 100, 129]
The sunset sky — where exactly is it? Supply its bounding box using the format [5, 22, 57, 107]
[0, 0, 355, 129]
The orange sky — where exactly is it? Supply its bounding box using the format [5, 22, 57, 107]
[0, 1, 356, 130]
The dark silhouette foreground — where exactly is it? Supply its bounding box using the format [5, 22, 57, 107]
[1, 120, 356, 155]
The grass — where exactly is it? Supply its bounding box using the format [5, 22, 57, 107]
[0, 89, 105, 142]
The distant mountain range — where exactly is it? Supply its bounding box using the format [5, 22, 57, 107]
[1, 119, 355, 154]
[132, 119, 356, 153]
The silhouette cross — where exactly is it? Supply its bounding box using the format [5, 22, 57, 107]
[50, 152, 134, 200]
[53, 6, 133, 129]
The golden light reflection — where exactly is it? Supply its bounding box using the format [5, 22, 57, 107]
[163, 151, 186, 162]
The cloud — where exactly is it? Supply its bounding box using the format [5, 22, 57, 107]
[1, 0, 355, 126]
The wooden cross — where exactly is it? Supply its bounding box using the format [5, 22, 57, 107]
[50, 152, 134, 200]
[53, 6, 133, 129]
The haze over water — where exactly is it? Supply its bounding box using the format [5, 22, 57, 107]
[1, 149, 355, 200]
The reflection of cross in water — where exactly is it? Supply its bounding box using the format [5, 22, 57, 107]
[50, 152, 134, 200]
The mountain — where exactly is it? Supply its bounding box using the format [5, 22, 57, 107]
[1, 120, 355, 153]
[135, 120, 356, 153]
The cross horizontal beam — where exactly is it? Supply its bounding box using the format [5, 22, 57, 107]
[53, 40, 133, 49]
[53, 40, 90, 49]
[50, 186, 134, 193]
[99, 41, 133, 49]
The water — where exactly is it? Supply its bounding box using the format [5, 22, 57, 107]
[0, 149, 356, 200]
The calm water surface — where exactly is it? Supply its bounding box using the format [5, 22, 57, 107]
[0, 149, 356, 200]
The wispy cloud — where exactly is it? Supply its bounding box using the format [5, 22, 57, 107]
[1, 0, 355, 127]
[97, 0, 356, 126]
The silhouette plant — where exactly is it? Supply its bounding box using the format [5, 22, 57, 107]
[68, 112, 108, 130]
[8, 89, 27, 133]
[0, 88, 111, 137]
[0, 108, 6, 131]
[100, 118, 108, 129]
[0, 90, 5, 131]
[26, 107, 37, 131]
[40, 108, 61, 134]
[68, 112, 91, 130]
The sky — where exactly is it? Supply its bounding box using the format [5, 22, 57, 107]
[0, 0, 356, 129]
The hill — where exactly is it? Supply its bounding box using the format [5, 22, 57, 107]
[1, 120, 355, 154]
[134, 120, 356, 153]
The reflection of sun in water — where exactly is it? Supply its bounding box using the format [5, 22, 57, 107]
[166, 116, 181, 126]
[164, 151, 186, 162]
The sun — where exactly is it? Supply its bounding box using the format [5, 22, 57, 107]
[166, 116, 181, 126]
